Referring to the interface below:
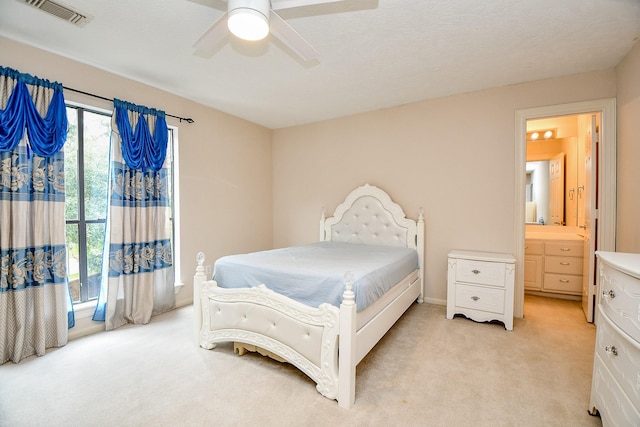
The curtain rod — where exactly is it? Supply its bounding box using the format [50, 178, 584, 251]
[63, 86, 195, 124]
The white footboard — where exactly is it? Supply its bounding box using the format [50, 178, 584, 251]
[195, 258, 341, 399]
[193, 253, 417, 408]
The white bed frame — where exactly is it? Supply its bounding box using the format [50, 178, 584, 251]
[193, 184, 424, 408]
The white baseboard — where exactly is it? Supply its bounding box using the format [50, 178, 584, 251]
[424, 297, 446, 306]
[68, 322, 105, 341]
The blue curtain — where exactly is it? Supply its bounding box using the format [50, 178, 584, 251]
[114, 98, 168, 171]
[93, 99, 174, 330]
[0, 66, 73, 364]
[0, 66, 68, 156]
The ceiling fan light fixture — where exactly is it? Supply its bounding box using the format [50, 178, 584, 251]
[227, 0, 270, 41]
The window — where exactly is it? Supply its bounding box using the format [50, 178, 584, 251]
[64, 105, 177, 305]
[65, 106, 110, 304]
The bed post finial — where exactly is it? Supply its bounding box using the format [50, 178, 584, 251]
[196, 252, 205, 267]
[342, 271, 355, 304]
[418, 207, 424, 222]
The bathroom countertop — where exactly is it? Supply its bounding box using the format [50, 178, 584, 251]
[525, 232, 584, 241]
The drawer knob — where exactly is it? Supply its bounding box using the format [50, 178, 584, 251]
[471, 269, 480, 275]
[604, 345, 618, 356]
[560, 262, 570, 266]
[471, 296, 480, 301]
[560, 248, 571, 251]
[602, 289, 616, 299]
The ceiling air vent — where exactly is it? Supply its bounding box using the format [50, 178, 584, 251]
[19, 0, 93, 27]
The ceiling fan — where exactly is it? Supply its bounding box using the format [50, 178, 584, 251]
[193, 0, 345, 62]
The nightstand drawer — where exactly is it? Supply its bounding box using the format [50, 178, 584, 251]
[455, 284, 505, 314]
[455, 259, 506, 287]
[545, 256, 583, 275]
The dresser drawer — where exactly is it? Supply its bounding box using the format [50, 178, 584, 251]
[454, 284, 505, 314]
[525, 240, 543, 255]
[543, 273, 582, 293]
[591, 353, 640, 426]
[600, 261, 640, 343]
[595, 306, 640, 406]
[545, 256, 583, 275]
[455, 259, 506, 288]
[544, 241, 583, 257]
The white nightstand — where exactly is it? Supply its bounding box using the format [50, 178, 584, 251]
[447, 250, 516, 331]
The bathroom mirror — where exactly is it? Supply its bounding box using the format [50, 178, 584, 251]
[525, 160, 549, 224]
[526, 137, 577, 226]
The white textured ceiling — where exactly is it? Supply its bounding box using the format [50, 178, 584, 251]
[1, 0, 639, 129]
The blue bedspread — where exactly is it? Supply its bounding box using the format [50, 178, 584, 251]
[213, 241, 419, 311]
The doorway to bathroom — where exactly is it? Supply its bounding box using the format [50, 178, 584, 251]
[514, 99, 617, 323]
[524, 113, 598, 322]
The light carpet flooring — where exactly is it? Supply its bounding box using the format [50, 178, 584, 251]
[0, 295, 601, 427]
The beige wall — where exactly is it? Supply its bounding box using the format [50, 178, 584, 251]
[272, 70, 616, 303]
[4, 32, 637, 330]
[0, 37, 273, 314]
[616, 41, 640, 253]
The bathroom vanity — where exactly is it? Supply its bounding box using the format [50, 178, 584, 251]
[524, 232, 584, 298]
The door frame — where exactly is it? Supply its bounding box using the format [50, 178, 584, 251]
[513, 99, 617, 319]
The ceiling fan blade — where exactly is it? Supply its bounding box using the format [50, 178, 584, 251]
[269, 11, 320, 62]
[186, 0, 227, 12]
[271, 0, 344, 10]
[193, 14, 229, 53]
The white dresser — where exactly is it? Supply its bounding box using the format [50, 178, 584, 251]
[589, 251, 640, 426]
[446, 250, 515, 331]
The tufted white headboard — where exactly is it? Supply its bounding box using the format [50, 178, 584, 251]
[319, 184, 423, 251]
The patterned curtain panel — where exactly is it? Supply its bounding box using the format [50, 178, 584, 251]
[0, 67, 72, 364]
[93, 99, 175, 330]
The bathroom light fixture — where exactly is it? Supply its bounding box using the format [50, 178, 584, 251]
[526, 128, 556, 141]
[227, 0, 270, 41]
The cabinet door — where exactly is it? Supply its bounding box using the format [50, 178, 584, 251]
[524, 255, 543, 290]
